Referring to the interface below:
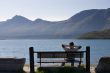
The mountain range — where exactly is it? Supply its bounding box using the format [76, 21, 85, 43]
[0, 8, 110, 39]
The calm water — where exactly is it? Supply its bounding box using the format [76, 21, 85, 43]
[0, 39, 110, 65]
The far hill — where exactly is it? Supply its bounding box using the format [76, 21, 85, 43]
[79, 29, 110, 39]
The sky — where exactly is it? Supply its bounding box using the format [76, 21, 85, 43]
[0, 0, 110, 21]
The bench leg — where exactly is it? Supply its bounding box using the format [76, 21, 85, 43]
[71, 62, 74, 67]
[61, 62, 65, 66]
[71, 59, 75, 67]
[71, 63, 74, 67]
[78, 62, 81, 67]
[40, 62, 41, 67]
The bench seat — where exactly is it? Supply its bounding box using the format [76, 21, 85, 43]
[37, 59, 82, 63]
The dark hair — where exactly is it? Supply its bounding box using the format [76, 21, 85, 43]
[69, 42, 74, 46]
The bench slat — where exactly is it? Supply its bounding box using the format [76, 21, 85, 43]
[37, 60, 82, 63]
[37, 52, 84, 58]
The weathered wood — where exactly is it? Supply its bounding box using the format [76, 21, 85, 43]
[86, 46, 90, 72]
[29, 47, 35, 73]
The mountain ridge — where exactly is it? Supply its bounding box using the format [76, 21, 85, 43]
[0, 8, 110, 39]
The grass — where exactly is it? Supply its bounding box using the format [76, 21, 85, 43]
[36, 66, 87, 73]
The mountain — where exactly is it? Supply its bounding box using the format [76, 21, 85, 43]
[67, 8, 110, 33]
[0, 8, 110, 39]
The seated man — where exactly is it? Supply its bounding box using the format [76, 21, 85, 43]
[61, 42, 81, 66]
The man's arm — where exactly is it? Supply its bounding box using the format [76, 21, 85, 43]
[62, 44, 69, 51]
[74, 46, 82, 49]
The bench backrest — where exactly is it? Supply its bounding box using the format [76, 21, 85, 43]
[37, 51, 84, 58]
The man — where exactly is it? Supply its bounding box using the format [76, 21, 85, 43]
[61, 42, 81, 66]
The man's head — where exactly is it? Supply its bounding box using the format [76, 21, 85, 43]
[69, 42, 74, 48]
[69, 42, 74, 46]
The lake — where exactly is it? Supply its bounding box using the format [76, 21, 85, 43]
[0, 39, 110, 65]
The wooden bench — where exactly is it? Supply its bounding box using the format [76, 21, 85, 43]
[29, 46, 90, 73]
[36, 51, 85, 67]
[0, 58, 25, 71]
